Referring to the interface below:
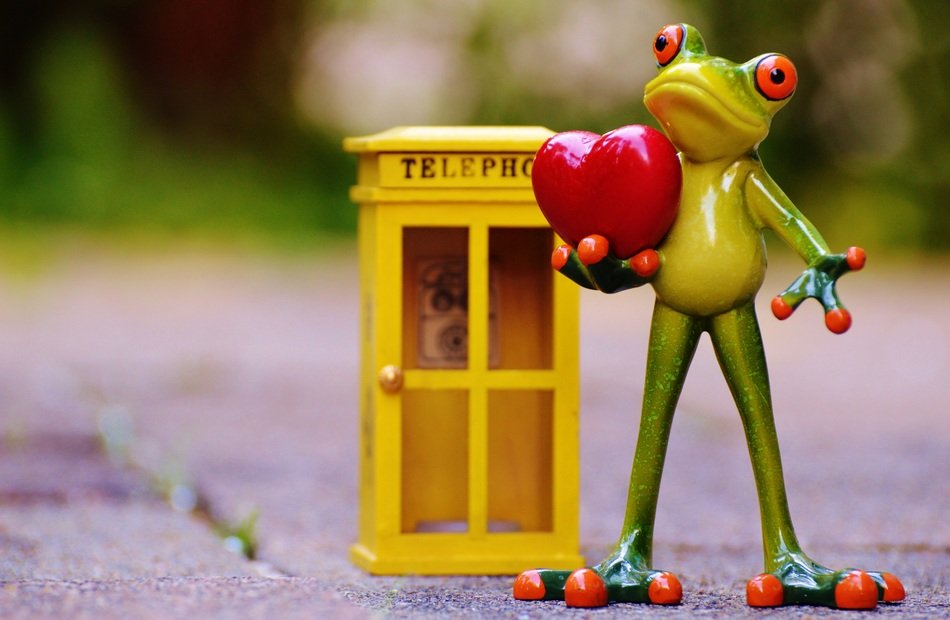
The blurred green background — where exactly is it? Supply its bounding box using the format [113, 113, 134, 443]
[1, 0, 947, 252]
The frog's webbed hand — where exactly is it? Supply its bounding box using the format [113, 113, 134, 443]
[770, 247, 866, 334]
[552, 235, 659, 294]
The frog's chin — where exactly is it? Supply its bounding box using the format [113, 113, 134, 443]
[644, 81, 768, 162]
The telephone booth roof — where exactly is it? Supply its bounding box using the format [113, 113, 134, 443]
[344, 126, 554, 154]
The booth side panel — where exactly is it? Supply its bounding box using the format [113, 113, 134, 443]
[553, 250, 582, 549]
[354, 201, 379, 557]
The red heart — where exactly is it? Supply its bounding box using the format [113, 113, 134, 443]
[532, 125, 681, 259]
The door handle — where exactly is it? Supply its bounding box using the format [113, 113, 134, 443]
[378, 364, 404, 393]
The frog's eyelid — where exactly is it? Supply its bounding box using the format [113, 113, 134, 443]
[680, 23, 708, 58]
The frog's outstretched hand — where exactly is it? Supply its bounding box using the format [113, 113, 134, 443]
[746, 164, 868, 334]
[771, 246, 866, 333]
[551, 235, 659, 293]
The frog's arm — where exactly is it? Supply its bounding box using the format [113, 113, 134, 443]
[552, 235, 659, 294]
[745, 163, 866, 334]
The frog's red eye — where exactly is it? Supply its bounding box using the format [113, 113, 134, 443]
[653, 24, 684, 67]
[755, 54, 797, 101]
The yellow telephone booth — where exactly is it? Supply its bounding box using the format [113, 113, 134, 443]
[345, 126, 583, 574]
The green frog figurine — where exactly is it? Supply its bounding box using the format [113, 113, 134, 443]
[515, 23, 905, 610]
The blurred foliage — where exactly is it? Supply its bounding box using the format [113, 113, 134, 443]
[0, 0, 946, 251]
[0, 0, 353, 241]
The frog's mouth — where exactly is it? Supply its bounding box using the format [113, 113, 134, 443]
[645, 80, 760, 129]
[644, 71, 768, 157]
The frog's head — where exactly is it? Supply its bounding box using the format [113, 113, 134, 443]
[643, 24, 797, 162]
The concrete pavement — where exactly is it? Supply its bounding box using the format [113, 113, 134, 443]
[0, 240, 946, 617]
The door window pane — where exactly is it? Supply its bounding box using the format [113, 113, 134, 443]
[488, 228, 553, 369]
[487, 390, 553, 532]
[401, 390, 469, 533]
[403, 227, 469, 369]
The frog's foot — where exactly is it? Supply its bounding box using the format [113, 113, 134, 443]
[746, 558, 905, 609]
[513, 562, 681, 607]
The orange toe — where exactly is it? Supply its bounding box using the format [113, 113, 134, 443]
[882, 572, 906, 603]
[564, 568, 608, 608]
[577, 235, 609, 265]
[513, 570, 546, 600]
[551, 245, 571, 271]
[648, 572, 682, 605]
[747, 573, 783, 607]
[835, 570, 878, 610]
[825, 308, 852, 334]
[771, 296, 793, 320]
[846, 246, 867, 271]
[631, 249, 660, 277]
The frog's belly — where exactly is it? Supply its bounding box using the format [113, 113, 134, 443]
[652, 228, 767, 317]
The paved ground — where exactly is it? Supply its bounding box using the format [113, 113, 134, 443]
[0, 239, 947, 618]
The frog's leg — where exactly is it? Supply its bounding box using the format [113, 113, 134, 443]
[514, 301, 702, 607]
[708, 303, 905, 609]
